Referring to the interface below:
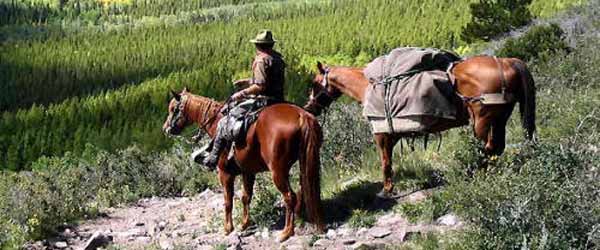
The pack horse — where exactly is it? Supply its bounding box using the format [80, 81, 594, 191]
[304, 48, 536, 197]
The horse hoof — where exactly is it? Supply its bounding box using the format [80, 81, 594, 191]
[278, 232, 293, 242]
[224, 226, 234, 235]
[240, 222, 254, 231]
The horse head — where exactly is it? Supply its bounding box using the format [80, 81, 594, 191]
[303, 61, 342, 115]
[162, 88, 192, 136]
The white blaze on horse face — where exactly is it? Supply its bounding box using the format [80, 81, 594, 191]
[320, 73, 328, 88]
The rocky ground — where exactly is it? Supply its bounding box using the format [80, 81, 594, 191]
[27, 187, 463, 250]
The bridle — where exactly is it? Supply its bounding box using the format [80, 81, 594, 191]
[306, 67, 338, 112]
[168, 94, 188, 133]
[168, 94, 222, 143]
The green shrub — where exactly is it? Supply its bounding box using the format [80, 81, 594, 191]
[446, 143, 599, 249]
[462, 0, 533, 43]
[0, 142, 216, 249]
[233, 174, 283, 229]
[347, 209, 377, 228]
[318, 102, 373, 170]
[497, 23, 569, 62]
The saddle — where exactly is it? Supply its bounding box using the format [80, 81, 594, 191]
[221, 96, 275, 144]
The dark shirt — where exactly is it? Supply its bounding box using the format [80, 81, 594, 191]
[251, 50, 285, 101]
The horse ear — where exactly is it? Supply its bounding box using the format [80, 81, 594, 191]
[182, 86, 189, 93]
[170, 89, 181, 101]
[316, 61, 325, 74]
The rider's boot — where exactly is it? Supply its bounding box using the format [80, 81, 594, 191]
[191, 140, 212, 165]
[202, 130, 227, 169]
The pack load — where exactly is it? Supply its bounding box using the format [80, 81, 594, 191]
[362, 47, 467, 134]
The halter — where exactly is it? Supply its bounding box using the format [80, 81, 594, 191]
[169, 94, 188, 132]
[307, 68, 337, 111]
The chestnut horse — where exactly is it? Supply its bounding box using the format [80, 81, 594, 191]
[162, 88, 325, 241]
[304, 56, 536, 196]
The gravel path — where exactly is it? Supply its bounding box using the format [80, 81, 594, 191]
[31, 188, 462, 250]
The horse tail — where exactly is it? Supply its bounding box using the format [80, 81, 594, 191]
[298, 113, 325, 232]
[512, 59, 537, 141]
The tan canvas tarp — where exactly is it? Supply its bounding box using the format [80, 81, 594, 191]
[362, 47, 463, 133]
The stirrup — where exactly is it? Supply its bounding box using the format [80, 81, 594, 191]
[191, 143, 212, 166]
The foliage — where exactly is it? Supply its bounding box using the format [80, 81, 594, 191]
[0, 0, 278, 26]
[497, 23, 570, 62]
[446, 143, 599, 249]
[461, 0, 533, 43]
[347, 209, 377, 228]
[233, 174, 283, 229]
[318, 102, 373, 170]
[0, 0, 582, 170]
[0, 142, 217, 249]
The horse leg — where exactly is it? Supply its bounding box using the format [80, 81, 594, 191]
[240, 173, 256, 231]
[374, 133, 399, 197]
[218, 169, 236, 235]
[487, 106, 514, 156]
[271, 171, 297, 242]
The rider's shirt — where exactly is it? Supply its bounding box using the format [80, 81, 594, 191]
[251, 50, 286, 101]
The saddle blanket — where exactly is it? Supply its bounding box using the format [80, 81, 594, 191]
[362, 47, 463, 134]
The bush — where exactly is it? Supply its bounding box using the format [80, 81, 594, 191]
[318, 102, 373, 170]
[497, 23, 570, 62]
[446, 143, 599, 249]
[0, 142, 216, 249]
[462, 0, 533, 43]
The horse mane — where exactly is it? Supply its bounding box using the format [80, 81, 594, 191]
[183, 93, 223, 124]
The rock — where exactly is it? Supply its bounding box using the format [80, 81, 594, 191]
[351, 242, 385, 250]
[116, 228, 147, 239]
[54, 241, 68, 249]
[22, 241, 44, 250]
[259, 228, 270, 239]
[227, 245, 242, 250]
[83, 231, 113, 250]
[356, 228, 368, 236]
[136, 236, 152, 244]
[326, 229, 337, 239]
[62, 228, 76, 238]
[158, 221, 168, 231]
[286, 245, 306, 250]
[369, 227, 391, 238]
[226, 233, 242, 247]
[312, 238, 330, 247]
[342, 238, 356, 245]
[199, 188, 215, 199]
[436, 213, 460, 226]
[337, 228, 351, 236]
[159, 239, 174, 250]
[376, 213, 408, 227]
[134, 221, 145, 227]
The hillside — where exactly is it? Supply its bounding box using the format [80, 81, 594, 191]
[0, 0, 583, 170]
[1, 0, 599, 249]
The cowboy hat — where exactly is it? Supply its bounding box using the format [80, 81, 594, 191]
[250, 30, 277, 44]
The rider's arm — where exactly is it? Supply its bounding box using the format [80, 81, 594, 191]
[233, 78, 250, 88]
[241, 59, 269, 96]
[240, 83, 266, 96]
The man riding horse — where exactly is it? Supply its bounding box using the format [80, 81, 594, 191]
[200, 30, 286, 168]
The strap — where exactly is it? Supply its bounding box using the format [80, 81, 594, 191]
[494, 56, 508, 93]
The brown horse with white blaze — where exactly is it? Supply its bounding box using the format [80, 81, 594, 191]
[304, 55, 536, 196]
[162, 88, 325, 242]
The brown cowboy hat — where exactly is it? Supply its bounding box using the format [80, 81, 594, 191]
[250, 30, 277, 44]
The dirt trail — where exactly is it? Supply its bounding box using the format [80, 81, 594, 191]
[40, 188, 462, 250]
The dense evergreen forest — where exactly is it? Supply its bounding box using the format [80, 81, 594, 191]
[0, 0, 583, 169]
